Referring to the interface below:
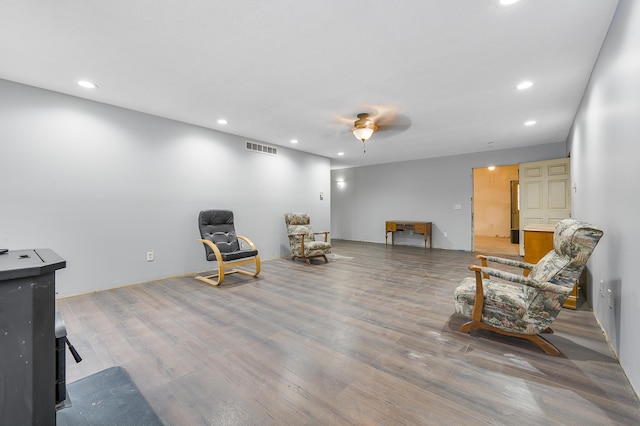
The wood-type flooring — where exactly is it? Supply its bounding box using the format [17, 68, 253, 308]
[57, 240, 640, 425]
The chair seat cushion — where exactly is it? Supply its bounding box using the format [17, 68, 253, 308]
[302, 241, 331, 257]
[454, 277, 531, 334]
[207, 249, 258, 262]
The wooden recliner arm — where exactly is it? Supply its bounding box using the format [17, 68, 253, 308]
[470, 264, 570, 294]
[477, 254, 536, 269]
[469, 265, 486, 322]
[476, 254, 536, 279]
[313, 231, 330, 242]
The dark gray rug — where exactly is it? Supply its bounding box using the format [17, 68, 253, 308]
[57, 366, 163, 426]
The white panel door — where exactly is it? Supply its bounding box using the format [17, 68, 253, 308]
[519, 158, 571, 255]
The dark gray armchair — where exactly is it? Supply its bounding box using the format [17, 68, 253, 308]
[195, 210, 260, 286]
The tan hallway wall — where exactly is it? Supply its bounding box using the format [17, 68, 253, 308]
[474, 165, 519, 238]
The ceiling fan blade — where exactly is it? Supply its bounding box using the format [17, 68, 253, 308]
[376, 113, 412, 136]
[366, 104, 399, 125]
[332, 113, 356, 126]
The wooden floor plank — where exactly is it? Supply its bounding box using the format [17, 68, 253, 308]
[57, 240, 640, 425]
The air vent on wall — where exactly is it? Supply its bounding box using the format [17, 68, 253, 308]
[245, 141, 278, 156]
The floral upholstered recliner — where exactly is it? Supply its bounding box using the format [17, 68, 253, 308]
[454, 218, 603, 355]
[284, 213, 331, 264]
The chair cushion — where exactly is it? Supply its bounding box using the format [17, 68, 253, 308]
[287, 224, 314, 240]
[529, 219, 603, 288]
[454, 277, 530, 333]
[455, 276, 568, 335]
[302, 241, 332, 257]
[216, 249, 258, 262]
[284, 213, 310, 226]
[528, 251, 570, 285]
[199, 210, 236, 236]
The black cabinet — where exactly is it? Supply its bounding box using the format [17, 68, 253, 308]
[0, 249, 66, 425]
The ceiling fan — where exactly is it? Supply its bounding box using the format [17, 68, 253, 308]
[337, 106, 411, 153]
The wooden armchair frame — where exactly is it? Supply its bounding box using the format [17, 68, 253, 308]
[195, 235, 261, 286]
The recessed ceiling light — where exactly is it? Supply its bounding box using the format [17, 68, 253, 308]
[337, 152, 344, 156]
[217, 119, 228, 125]
[499, 0, 521, 5]
[77, 80, 98, 89]
[524, 120, 537, 126]
[290, 139, 298, 144]
[517, 81, 534, 90]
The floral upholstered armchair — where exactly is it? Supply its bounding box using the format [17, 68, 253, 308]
[284, 212, 331, 264]
[454, 219, 603, 355]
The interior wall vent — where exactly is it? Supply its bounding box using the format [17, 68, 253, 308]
[245, 141, 278, 156]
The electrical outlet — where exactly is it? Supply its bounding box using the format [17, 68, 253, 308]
[599, 280, 604, 297]
[444, 232, 448, 238]
[147, 251, 154, 262]
[453, 204, 462, 210]
[608, 288, 613, 309]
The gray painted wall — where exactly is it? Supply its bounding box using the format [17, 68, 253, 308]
[331, 143, 565, 250]
[568, 0, 640, 394]
[0, 79, 331, 297]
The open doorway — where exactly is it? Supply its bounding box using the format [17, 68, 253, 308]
[472, 164, 520, 256]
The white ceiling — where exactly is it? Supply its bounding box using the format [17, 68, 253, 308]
[0, 0, 619, 169]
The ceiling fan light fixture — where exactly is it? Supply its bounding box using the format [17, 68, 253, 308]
[353, 126, 375, 142]
[352, 113, 378, 142]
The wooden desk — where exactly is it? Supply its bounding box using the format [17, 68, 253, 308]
[385, 221, 432, 249]
[523, 224, 577, 309]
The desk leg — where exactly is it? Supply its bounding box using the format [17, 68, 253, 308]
[385, 232, 388, 246]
